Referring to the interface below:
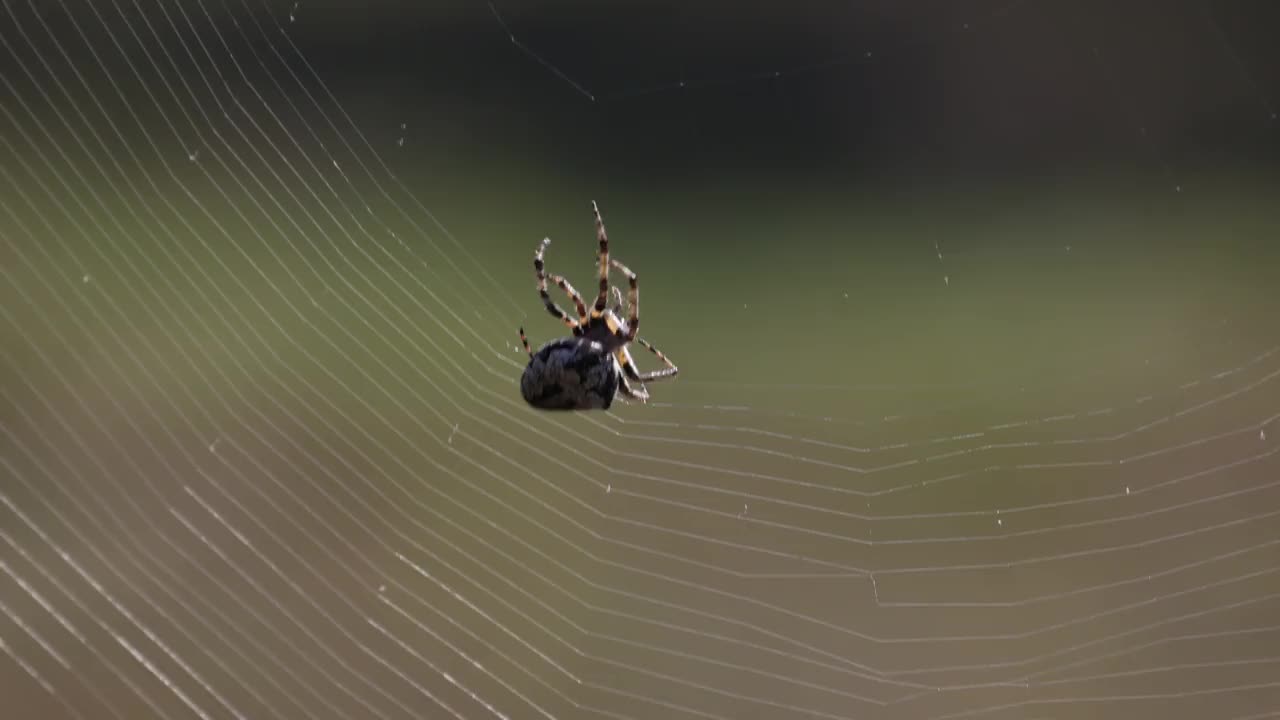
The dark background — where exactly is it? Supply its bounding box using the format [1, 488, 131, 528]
[293, 0, 1280, 181]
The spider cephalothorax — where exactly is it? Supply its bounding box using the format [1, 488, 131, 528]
[519, 201, 678, 410]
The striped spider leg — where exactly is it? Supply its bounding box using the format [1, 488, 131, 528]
[610, 286, 625, 315]
[606, 256, 678, 399]
[533, 236, 589, 334]
[591, 200, 612, 319]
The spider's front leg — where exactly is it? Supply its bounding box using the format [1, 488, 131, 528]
[534, 237, 588, 333]
[609, 258, 639, 341]
[591, 201, 611, 319]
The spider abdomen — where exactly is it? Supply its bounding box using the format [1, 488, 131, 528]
[520, 337, 620, 411]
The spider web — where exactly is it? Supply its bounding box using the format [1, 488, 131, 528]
[2, 1, 1279, 719]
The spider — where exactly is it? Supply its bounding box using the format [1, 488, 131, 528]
[519, 201, 678, 410]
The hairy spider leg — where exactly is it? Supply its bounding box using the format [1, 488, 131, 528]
[550, 274, 589, 321]
[609, 257, 640, 341]
[618, 381, 649, 403]
[518, 327, 533, 358]
[634, 337, 679, 382]
[614, 353, 650, 403]
[591, 200, 611, 319]
[537, 238, 590, 322]
[616, 346, 645, 384]
[610, 286, 625, 314]
[534, 237, 584, 335]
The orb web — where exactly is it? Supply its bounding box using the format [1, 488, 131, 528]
[2, 1, 1279, 719]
